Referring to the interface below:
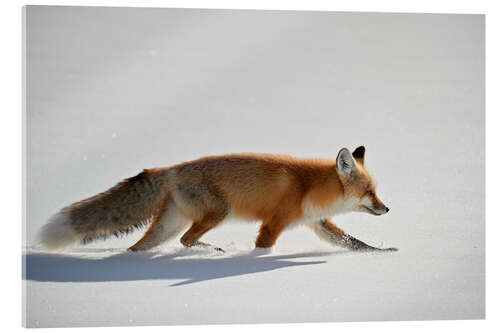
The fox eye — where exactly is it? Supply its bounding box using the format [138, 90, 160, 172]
[367, 190, 374, 196]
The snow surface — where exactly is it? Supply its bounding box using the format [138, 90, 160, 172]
[23, 6, 484, 327]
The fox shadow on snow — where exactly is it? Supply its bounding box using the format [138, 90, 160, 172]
[23, 249, 346, 286]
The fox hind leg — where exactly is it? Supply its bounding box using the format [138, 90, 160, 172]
[128, 200, 190, 252]
[180, 210, 228, 252]
[174, 182, 229, 252]
[179, 195, 229, 252]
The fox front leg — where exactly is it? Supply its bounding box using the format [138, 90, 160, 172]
[313, 219, 397, 252]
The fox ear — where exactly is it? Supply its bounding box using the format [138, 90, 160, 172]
[352, 146, 365, 164]
[336, 148, 357, 178]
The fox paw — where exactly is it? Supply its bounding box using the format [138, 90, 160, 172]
[213, 246, 225, 253]
[250, 247, 273, 256]
[379, 247, 398, 252]
[192, 241, 225, 253]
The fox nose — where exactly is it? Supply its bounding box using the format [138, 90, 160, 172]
[385, 207, 390, 212]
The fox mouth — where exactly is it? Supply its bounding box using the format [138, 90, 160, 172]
[361, 205, 383, 216]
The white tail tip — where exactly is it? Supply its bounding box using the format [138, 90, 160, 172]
[37, 211, 82, 252]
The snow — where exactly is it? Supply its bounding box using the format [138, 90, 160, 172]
[23, 6, 484, 327]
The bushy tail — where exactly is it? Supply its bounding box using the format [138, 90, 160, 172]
[37, 170, 168, 252]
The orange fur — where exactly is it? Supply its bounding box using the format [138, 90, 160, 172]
[165, 154, 342, 222]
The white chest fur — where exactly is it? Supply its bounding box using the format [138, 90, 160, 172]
[298, 196, 360, 225]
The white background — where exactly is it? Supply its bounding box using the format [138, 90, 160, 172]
[2, 1, 499, 333]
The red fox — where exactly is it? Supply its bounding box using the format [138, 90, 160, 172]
[38, 146, 397, 253]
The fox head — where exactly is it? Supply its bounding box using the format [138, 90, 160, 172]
[336, 146, 389, 216]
